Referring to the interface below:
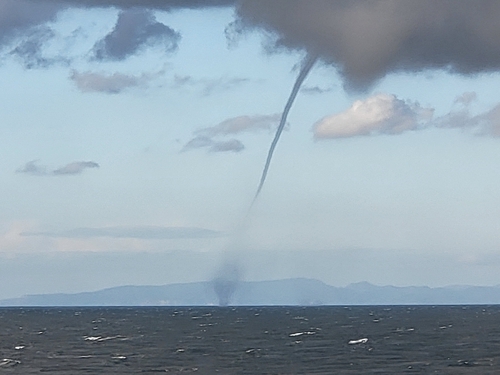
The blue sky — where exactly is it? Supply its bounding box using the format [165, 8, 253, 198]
[2, 1, 500, 299]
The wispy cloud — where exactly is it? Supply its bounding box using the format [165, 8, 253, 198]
[92, 8, 180, 61]
[454, 92, 477, 106]
[209, 139, 245, 153]
[173, 74, 249, 96]
[16, 160, 100, 176]
[182, 114, 280, 153]
[0, 220, 44, 253]
[52, 161, 99, 175]
[70, 70, 163, 94]
[201, 77, 249, 96]
[22, 225, 222, 240]
[182, 136, 244, 153]
[197, 114, 281, 137]
[435, 98, 500, 137]
[15, 160, 47, 176]
[300, 85, 335, 95]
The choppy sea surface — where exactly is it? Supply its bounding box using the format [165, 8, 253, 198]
[1, 306, 500, 374]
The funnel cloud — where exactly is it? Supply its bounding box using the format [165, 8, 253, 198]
[252, 54, 317, 202]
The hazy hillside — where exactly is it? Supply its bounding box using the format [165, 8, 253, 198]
[2, 279, 500, 306]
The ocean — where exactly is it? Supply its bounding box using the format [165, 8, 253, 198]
[1, 305, 499, 374]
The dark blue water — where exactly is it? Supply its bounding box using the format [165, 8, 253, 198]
[1, 306, 500, 374]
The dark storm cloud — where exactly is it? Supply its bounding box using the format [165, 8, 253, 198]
[57, 0, 235, 9]
[92, 8, 180, 61]
[0, 1, 223, 68]
[233, 0, 500, 91]
[9, 26, 63, 69]
[6, 1, 500, 91]
[7, 1, 500, 91]
[0, 0, 62, 46]
[21, 225, 222, 239]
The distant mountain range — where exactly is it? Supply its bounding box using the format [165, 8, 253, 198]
[2, 278, 500, 306]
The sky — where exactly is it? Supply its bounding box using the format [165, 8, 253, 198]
[2, 0, 500, 299]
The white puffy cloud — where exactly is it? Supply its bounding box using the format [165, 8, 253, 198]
[314, 92, 500, 140]
[313, 93, 434, 139]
